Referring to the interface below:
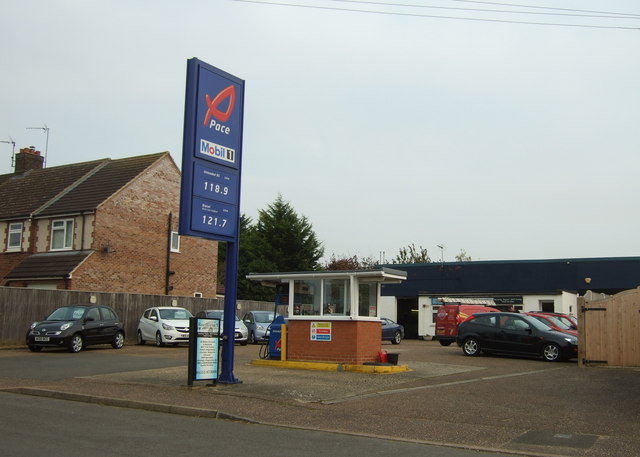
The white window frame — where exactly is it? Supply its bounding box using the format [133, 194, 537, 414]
[51, 219, 74, 251]
[7, 222, 23, 251]
[171, 231, 180, 253]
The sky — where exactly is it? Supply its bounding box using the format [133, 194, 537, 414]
[2, 0, 639, 264]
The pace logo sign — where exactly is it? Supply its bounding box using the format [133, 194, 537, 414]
[180, 58, 244, 242]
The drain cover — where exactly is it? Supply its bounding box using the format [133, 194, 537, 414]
[513, 431, 599, 449]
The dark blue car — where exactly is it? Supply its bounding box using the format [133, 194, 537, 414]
[381, 317, 404, 344]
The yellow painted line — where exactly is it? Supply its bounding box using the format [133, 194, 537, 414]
[250, 359, 411, 374]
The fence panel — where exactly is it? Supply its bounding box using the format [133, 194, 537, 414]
[579, 288, 640, 367]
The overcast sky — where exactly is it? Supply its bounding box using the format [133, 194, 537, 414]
[2, 0, 639, 263]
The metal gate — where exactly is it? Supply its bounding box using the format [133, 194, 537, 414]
[578, 288, 640, 367]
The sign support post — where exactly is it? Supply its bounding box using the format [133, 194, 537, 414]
[219, 240, 240, 383]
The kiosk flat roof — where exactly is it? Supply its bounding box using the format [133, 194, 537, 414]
[247, 267, 407, 287]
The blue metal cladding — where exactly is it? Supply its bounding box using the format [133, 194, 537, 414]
[380, 257, 640, 297]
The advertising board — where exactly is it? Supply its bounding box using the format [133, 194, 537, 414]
[179, 58, 245, 242]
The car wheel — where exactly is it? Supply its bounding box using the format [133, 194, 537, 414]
[248, 331, 256, 344]
[112, 331, 125, 349]
[462, 337, 481, 356]
[155, 331, 164, 347]
[542, 343, 562, 362]
[28, 345, 42, 352]
[439, 340, 452, 347]
[391, 330, 402, 345]
[68, 334, 83, 353]
[137, 330, 145, 345]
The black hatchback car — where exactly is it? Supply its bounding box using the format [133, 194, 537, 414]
[27, 305, 125, 353]
[456, 312, 578, 362]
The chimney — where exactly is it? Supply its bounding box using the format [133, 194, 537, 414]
[14, 146, 44, 173]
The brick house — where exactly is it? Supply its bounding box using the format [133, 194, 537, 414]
[0, 147, 218, 297]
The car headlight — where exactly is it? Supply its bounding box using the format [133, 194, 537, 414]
[30, 322, 38, 329]
[162, 323, 175, 331]
[60, 323, 72, 331]
[564, 336, 578, 344]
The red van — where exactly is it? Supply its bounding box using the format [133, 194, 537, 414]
[435, 304, 499, 346]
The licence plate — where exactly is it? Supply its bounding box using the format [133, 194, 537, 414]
[35, 336, 50, 342]
[181, 334, 189, 338]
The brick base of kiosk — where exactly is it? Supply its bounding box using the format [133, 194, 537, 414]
[286, 319, 382, 364]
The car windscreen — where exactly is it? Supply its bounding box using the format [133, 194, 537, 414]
[46, 306, 87, 321]
[254, 312, 275, 323]
[159, 308, 192, 320]
[526, 316, 554, 331]
[547, 315, 572, 330]
[205, 311, 241, 321]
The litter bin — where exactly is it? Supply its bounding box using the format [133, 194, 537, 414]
[387, 353, 399, 365]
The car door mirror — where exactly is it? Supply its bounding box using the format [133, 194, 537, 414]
[150, 315, 158, 322]
[85, 316, 95, 322]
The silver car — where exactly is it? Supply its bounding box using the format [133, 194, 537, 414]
[243, 310, 278, 344]
[194, 310, 248, 345]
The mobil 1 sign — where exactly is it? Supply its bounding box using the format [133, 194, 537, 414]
[180, 58, 244, 242]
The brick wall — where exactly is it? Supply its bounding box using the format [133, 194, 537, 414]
[287, 319, 382, 364]
[73, 155, 219, 297]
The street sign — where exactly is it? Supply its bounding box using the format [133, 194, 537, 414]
[180, 58, 244, 242]
[180, 58, 245, 384]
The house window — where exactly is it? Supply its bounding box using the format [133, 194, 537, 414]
[7, 222, 23, 251]
[171, 231, 180, 252]
[51, 219, 74, 250]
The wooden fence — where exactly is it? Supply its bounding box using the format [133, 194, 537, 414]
[0, 286, 278, 346]
[578, 288, 640, 367]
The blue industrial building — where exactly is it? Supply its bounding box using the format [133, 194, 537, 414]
[380, 257, 640, 339]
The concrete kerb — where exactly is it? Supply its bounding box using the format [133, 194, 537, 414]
[250, 359, 411, 374]
[3, 387, 260, 423]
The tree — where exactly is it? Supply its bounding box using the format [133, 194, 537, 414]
[235, 195, 324, 300]
[455, 249, 472, 262]
[391, 243, 431, 264]
[323, 253, 378, 271]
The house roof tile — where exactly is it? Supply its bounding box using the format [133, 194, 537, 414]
[0, 152, 167, 219]
[5, 250, 93, 279]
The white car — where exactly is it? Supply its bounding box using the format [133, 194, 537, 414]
[137, 306, 192, 347]
[194, 309, 248, 345]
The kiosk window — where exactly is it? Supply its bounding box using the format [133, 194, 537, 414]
[294, 279, 321, 315]
[323, 279, 350, 315]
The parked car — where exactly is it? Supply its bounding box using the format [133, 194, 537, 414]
[26, 305, 125, 353]
[195, 310, 248, 345]
[526, 312, 578, 336]
[381, 317, 404, 344]
[137, 306, 192, 347]
[456, 312, 578, 362]
[243, 310, 278, 344]
[435, 304, 499, 346]
[530, 312, 578, 331]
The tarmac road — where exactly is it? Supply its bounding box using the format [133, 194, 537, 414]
[1, 339, 639, 457]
